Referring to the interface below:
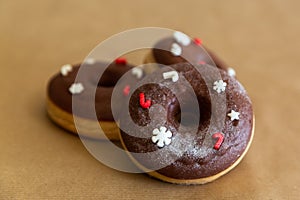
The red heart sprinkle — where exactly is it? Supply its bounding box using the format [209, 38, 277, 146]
[194, 38, 202, 46]
[139, 93, 151, 109]
[115, 57, 127, 65]
[199, 60, 206, 65]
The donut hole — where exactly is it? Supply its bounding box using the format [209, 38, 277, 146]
[197, 97, 212, 130]
[175, 111, 199, 127]
[172, 103, 200, 128]
[169, 97, 212, 131]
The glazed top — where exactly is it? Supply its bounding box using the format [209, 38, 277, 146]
[152, 35, 230, 72]
[47, 61, 140, 121]
[120, 62, 253, 179]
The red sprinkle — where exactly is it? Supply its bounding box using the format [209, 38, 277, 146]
[123, 85, 130, 96]
[139, 93, 151, 109]
[212, 132, 224, 150]
[194, 38, 202, 46]
[199, 60, 206, 65]
[115, 57, 127, 65]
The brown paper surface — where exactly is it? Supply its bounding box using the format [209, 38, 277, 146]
[1, 0, 299, 199]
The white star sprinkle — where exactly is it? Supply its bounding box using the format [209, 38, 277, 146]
[213, 80, 227, 93]
[228, 110, 240, 121]
[173, 31, 191, 46]
[69, 83, 84, 94]
[227, 67, 236, 77]
[152, 126, 173, 148]
[131, 67, 143, 79]
[60, 64, 72, 76]
[170, 43, 182, 56]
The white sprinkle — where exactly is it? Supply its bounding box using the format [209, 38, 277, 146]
[163, 71, 179, 82]
[213, 80, 227, 93]
[227, 67, 236, 77]
[173, 31, 191, 46]
[228, 110, 240, 121]
[131, 67, 143, 79]
[69, 83, 84, 94]
[85, 58, 96, 65]
[152, 126, 173, 148]
[60, 64, 72, 76]
[170, 43, 182, 56]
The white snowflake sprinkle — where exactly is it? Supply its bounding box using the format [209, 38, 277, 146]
[170, 43, 182, 56]
[213, 80, 227, 93]
[60, 64, 72, 76]
[228, 110, 240, 121]
[227, 67, 236, 77]
[131, 67, 143, 79]
[69, 83, 84, 94]
[173, 31, 191, 46]
[152, 126, 173, 148]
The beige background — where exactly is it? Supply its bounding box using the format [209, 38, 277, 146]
[1, 0, 300, 199]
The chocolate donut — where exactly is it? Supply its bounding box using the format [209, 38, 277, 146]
[47, 58, 143, 139]
[119, 62, 254, 184]
[144, 31, 236, 77]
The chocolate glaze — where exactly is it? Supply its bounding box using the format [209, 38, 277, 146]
[120, 63, 253, 179]
[152, 37, 230, 71]
[48, 61, 139, 121]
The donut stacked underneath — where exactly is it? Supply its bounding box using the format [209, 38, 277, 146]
[47, 61, 141, 139]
